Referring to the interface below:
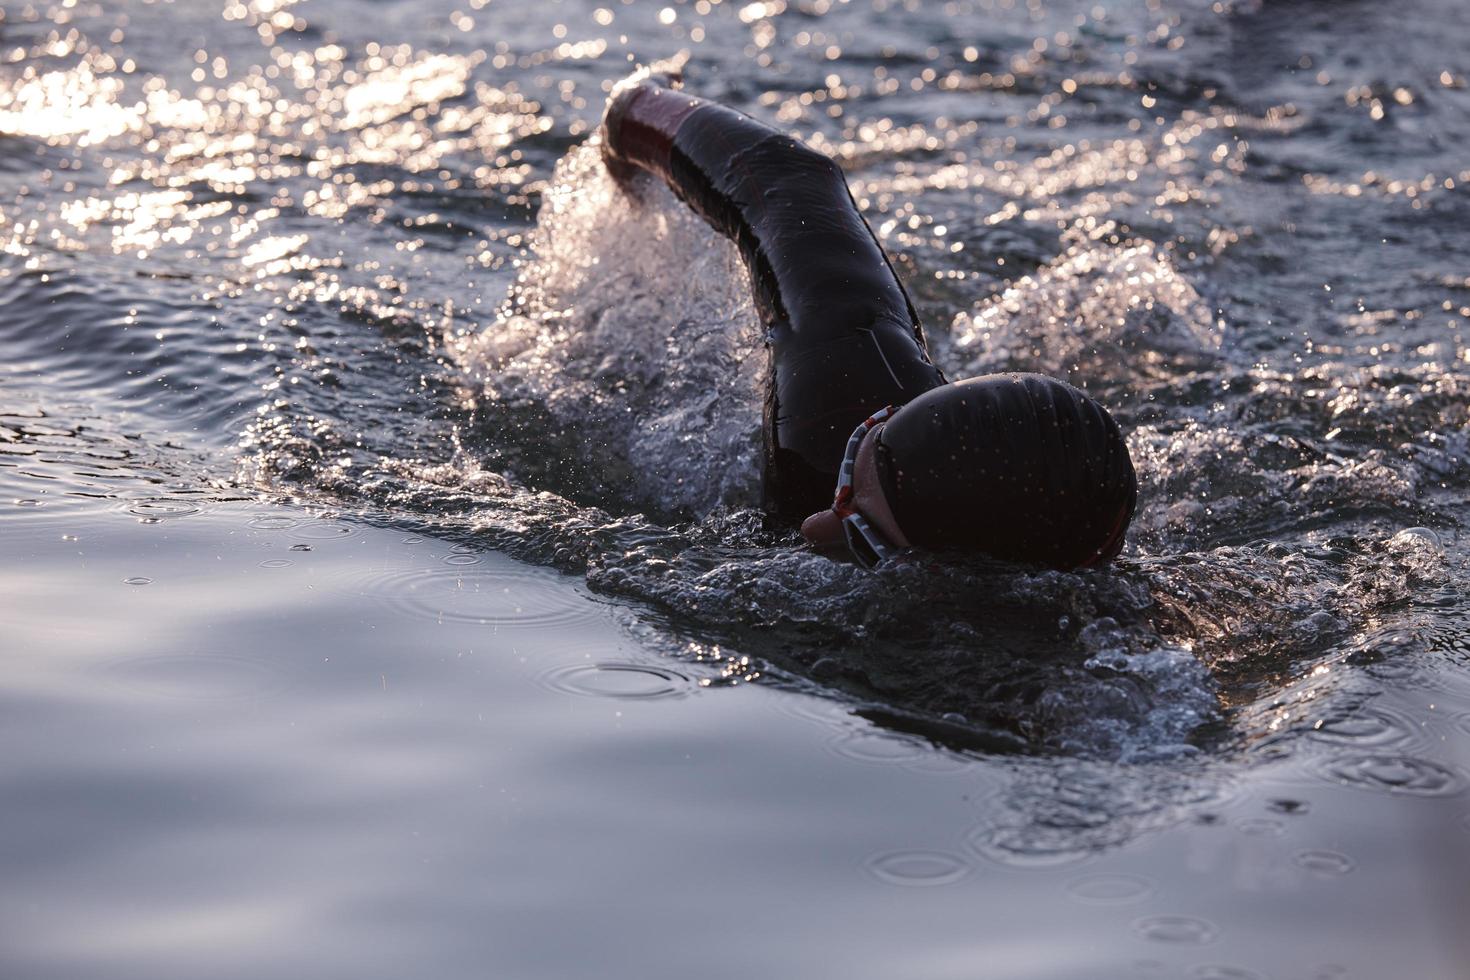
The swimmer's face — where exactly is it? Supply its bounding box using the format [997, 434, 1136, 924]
[800, 421, 912, 554]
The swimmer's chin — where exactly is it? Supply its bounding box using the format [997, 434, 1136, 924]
[800, 508, 844, 548]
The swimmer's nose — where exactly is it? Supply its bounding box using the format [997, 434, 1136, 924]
[801, 508, 845, 547]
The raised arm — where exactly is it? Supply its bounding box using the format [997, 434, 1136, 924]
[600, 72, 947, 518]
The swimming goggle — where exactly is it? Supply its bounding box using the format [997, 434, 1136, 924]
[831, 406, 906, 568]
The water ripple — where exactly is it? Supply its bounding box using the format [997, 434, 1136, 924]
[1191, 966, 1267, 980]
[538, 662, 693, 701]
[1308, 704, 1423, 749]
[288, 520, 356, 540]
[1064, 872, 1156, 906]
[1314, 753, 1465, 797]
[121, 498, 203, 520]
[335, 566, 602, 629]
[1133, 915, 1219, 946]
[863, 850, 971, 887]
[1294, 850, 1357, 876]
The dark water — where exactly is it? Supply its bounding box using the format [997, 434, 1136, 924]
[3, 0, 1470, 975]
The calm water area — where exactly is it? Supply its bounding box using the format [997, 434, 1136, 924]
[3, 0, 1470, 976]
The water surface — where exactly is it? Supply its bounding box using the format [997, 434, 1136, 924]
[3, 0, 1470, 975]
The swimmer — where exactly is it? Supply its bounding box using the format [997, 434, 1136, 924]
[600, 69, 1136, 570]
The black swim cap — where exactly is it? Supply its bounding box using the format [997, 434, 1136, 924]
[873, 374, 1136, 569]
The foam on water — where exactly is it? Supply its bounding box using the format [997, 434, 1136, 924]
[450, 141, 765, 518]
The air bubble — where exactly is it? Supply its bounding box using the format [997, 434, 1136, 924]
[1390, 526, 1440, 548]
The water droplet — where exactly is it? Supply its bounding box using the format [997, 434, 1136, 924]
[1316, 753, 1465, 796]
[122, 576, 152, 586]
[1295, 850, 1356, 876]
[289, 543, 312, 552]
[864, 850, 971, 887]
[1265, 798, 1310, 816]
[1066, 872, 1155, 905]
[1134, 915, 1219, 945]
[540, 662, 692, 700]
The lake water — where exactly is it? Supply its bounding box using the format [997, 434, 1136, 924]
[3, 0, 1470, 976]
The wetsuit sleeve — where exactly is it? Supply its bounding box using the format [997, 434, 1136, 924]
[601, 75, 947, 521]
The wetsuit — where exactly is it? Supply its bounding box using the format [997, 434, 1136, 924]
[601, 74, 1135, 569]
[601, 76, 947, 522]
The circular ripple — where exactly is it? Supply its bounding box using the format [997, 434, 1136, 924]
[1134, 915, 1219, 946]
[122, 576, 152, 586]
[1065, 872, 1155, 906]
[1192, 966, 1267, 980]
[1236, 818, 1285, 837]
[1315, 753, 1465, 797]
[247, 514, 299, 530]
[343, 567, 600, 628]
[98, 653, 292, 702]
[442, 552, 483, 566]
[1295, 849, 1356, 876]
[289, 520, 355, 540]
[540, 662, 692, 701]
[968, 824, 1102, 869]
[1309, 705, 1420, 748]
[123, 499, 202, 520]
[828, 729, 933, 767]
[864, 850, 971, 887]
[259, 559, 294, 568]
